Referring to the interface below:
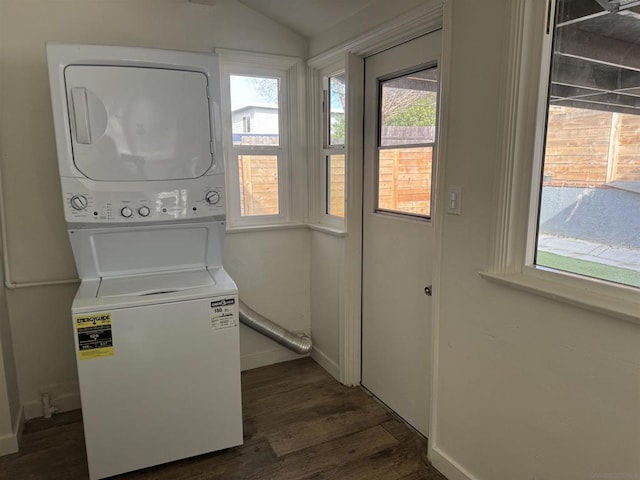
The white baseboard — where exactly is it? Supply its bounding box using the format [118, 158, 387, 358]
[0, 405, 24, 456]
[241, 347, 307, 371]
[429, 444, 479, 480]
[0, 432, 18, 456]
[310, 346, 340, 381]
[23, 391, 82, 420]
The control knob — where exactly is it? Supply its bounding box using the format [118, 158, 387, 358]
[138, 206, 151, 217]
[120, 206, 133, 218]
[70, 195, 88, 211]
[205, 190, 221, 205]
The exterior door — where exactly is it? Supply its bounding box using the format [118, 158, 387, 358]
[361, 31, 441, 436]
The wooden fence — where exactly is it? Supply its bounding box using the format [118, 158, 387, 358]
[544, 106, 640, 187]
[238, 155, 279, 216]
[328, 154, 345, 217]
[237, 148, 433, 218]
[378, 147, 432, 216]
[235, 106, 640, 218]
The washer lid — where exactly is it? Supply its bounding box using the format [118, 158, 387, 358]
[97, 269, 214, 299]
[72, 266, 238, 313]
[69, 221, 224, 280]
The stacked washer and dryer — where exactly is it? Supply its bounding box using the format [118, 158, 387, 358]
[47, 44, 243, 479]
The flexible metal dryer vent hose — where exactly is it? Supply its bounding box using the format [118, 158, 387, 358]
[239, 300, 312, 355]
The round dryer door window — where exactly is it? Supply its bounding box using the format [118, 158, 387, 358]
[64, 65, 213, 181]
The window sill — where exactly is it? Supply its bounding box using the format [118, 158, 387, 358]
[225, 223, 307, 234]
[307, 223, 347, 237]
[226, 222, 347, 237]
[479, 267, 640, 326]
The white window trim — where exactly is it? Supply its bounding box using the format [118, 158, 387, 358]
[216, 48, 305, 229]
[482, 0, 640, 325]
[306, 59, 346, 231]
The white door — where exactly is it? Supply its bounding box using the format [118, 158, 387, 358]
[361, 31, 441, 436]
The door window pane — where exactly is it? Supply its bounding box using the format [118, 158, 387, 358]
[378, 146, 433, 217]
[377, 67, 437, 218]
[535, 0, 640, 288]
[237, 154, 279, 216]
[230, 75, 279, 146]
[326, 154, 345, 217]
[380, 68, 437, 147]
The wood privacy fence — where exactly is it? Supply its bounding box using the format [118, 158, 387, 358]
[237, 150, 433, 218]
[378, 147, 432, 216]
[328, 154, 345, 217]
[235, 106, 640, 217]
[237, 148, 433, 218]
[544, 106, 640, 188]
[238, 155, 279, 216]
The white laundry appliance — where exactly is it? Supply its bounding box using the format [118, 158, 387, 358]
[47, 43, 243, 479]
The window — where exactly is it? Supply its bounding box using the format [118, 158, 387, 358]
[217, 50, 302, 227]
[242, 116, 251, 133]
[534, 0, 640, 289]
[230, 74, 281, 217]
[323, 72, 346, 219]
[485, 0, 640, 323]
[377, 67, 438, 218]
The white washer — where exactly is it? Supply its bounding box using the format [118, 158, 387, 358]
[73, 267, 241, 479]
[46, 44, 243, 480]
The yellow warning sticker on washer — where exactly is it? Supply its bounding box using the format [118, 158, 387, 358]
[75, 313, 114, 360]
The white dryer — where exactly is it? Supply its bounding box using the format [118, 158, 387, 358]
[47, 44, 242, 480]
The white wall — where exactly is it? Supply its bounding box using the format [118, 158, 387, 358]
[0, 0, 308, 419]
[0, 43, 21, 454]
[430, 2, 640, 480]
[0, 259, 20, 455]
[309, 230, 342, 379]
[224, 228, 311, 371]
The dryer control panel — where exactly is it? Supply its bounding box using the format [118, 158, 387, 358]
[61, 174, 226, 223]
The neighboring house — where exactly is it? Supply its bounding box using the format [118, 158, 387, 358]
[231, 104, 279, 145]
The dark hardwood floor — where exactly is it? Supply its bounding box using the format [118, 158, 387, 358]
[0, 358, 446, 480]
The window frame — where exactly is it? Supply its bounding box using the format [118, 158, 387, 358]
[322, 70, 347, 226]
[216, 49, 304, 229]
[375, 65, 439, 221]
[308, 60, 347, 232]
[482, 0, 640, 325]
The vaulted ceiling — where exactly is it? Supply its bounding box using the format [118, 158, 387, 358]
[235, 0, 375, 38]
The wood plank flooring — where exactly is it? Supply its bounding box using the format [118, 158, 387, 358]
[0, 358, 446, 480]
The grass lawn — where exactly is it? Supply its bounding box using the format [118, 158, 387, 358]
[537, 251, 640, 288]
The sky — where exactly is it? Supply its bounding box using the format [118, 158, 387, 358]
[230, 75, 278, 111]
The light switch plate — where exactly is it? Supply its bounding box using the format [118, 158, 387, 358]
[446, 185, 461, 215]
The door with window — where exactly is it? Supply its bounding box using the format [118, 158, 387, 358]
[361, 31, 441, 436]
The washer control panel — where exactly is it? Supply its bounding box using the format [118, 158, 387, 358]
[61, 174, 226, 223]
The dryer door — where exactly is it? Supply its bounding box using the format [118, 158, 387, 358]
[64, 66, 213, 181]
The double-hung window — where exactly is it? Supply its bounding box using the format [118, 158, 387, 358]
[488, 0, 640, 322]
[217, 50, 302, 228]
[308, 61, 347, 231]
[535, 0, 640, 289]
[322, 71, 346, 224]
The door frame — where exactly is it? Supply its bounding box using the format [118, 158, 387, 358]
[307, 0, 452, 453]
